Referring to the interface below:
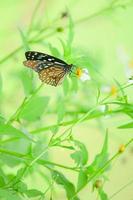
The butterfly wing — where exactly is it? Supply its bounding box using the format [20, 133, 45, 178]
[39, 66, 67, 86]
[23, 60, 43, 71]
[23, 51, 72, 86]
[25, 51, 68, 65]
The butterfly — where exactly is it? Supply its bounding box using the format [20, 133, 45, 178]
[23, 51, 73, 86]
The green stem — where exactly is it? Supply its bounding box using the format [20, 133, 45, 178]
[0, 148, 78, 172]
[99, 82, 133, 104]
[29, 146, 49, 167]
[109, 179, 133, 199]
[58, 106, 98, 140]
[75, 0, 133, 26]
[0, 46, 22, 64]
[1, 1, 132, 65]
[7, 83, 44, 123]
[71, 138, 133, 199]
[27, 0, 43, 35]
[43, 82, 132, 140]
[7, 97, 27, 123]
[30, 108, 123, 134]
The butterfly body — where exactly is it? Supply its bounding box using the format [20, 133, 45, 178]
[23, 51, 73, 86]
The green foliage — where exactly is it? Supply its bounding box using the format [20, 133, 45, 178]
[57, 97, 66, 123]
[0, 188, 22, 200]
[87, 133, 109, 177]
[0, 123, 32, 140]
[0, 0, 133, 199]
[19, 96, 49, 121]
[49, 43, 62, 58]
[19, 69, 35, 97]
[71, 139, 88, 167]
[25, 189, 43, 198]
[77, 170, 88, 191]
[98, 189, 109, 200]
[118, 121, 133, 129]
[0, 176, 5, 187]
[0, 74, 2, 94]
[52, 170, 79, 200]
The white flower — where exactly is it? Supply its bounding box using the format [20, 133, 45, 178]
[76, 68, 91, 82]
[117, 46, 133, 79]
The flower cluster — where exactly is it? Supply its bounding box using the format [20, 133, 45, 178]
[75, 68, 91, 82]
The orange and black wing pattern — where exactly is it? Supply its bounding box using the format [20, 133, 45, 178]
[39, 66, 67, 86]
[23, 51, 72, 86]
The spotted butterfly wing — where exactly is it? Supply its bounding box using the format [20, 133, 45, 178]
[25, 51, 68, 64]
[23, 51, 72, 86]
[39, 66, 67, 86]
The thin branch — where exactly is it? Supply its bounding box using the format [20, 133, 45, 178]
[109, 179, 133, 199]
[30, 108, 123, 134]
[0, 0, 133, 65]
[0, 148, 78, 172]
[27, 0, 43, 34]
[7, 83, 44, 123]
[71, 138, 133, 199]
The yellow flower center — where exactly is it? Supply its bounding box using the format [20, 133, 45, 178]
[128, 60, 133, 68]
[76, 68, 82, 78]
[110, 85, 117, 96]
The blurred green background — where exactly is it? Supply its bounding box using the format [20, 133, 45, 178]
[0, 0, 133, 200]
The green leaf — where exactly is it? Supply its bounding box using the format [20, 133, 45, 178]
[118, 121, 133, 129]
[59, 14, 74, 62]
[87, 133, 109, 175]
[11, 168, 26, 185]
[19, 96, 49, 121]
[13, 181, 27, 193]
[58, 145, 75, 150]
[19, 70, 35, 97]
[114, 79, 127, 103]
[0, 189, 21, 200]
[59, 39, 68, 58]
[49, 137, 61, 146]
[77, 170, 88, 191]
[49, 43, 61, 58]
[121, 103, 133, 118]
[50, 125, 59, 135]
[98, 188, 109, 200]
[0, 176, 6, 187]
[0, 74, 2, 94]
[25, 189, 43, 197]
[52, 170, 79, 200]
[0, 123, 31, 140]
[71, 140, 88, 166]
[0, 115, 5, 124]
[67, 15, 74, 45]
[63, 78, 69, 95]
[71, 151, 82, 166]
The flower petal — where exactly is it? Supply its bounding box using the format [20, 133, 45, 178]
[79, 68, 91, 82]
